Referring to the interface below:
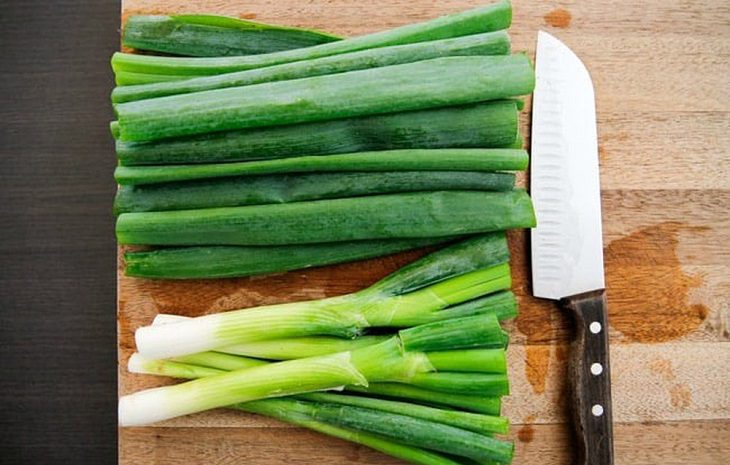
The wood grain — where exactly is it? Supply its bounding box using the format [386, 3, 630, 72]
[120, 420, 730, 465]
[502, 342, 730, 425]
[120, 341, 730, 428]
[118, 0, 730, 463]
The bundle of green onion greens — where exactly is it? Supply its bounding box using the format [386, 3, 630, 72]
[114, 2, 536, 463]
[121, 234, 519, 464]
[111, 0, 536, 280]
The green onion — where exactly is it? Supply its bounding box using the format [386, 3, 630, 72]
[129, 354, 503, 464]
[123, 238, 452, 280]
[120, 313, 505, 426]
[409, 372, 509, 396]
[347, 383, 501, 416]
[113, 171, 516, 214]
[153, 306, 514, 361]
[134, 265, 511, 358]
[128, 356, 222, 379]
[130, 350, 502, 416]
[170, 350, 268, 371]
[119, 351, 368, 426]
[300, 392, 508, 435]
[133, 234, 512, 358]
[427, 349, 506, 373]
[177, 347, 508, 377]
[116, 190, 535, 246]
[237, 400, 469, 465]
[367, 235, 510, 296]
[115, 101, 519, 166]
[431, 291, 518, 322]
[123, 15, 341, 57]
[135, 346, 509, 404]
[196, 340, 392, 363]
[152, 313, 392, 359]
[115, 55, 534, 142]
[112, 31, 509, 102]
[243, 405, 468, 465]
[131, 350, 514, 463]
[111, 1, 512, 76]
[400, 312, 504, 352]
[115, 71, 191, 86]
[298, 402, 513, 463]
[114, 149, 528, 185]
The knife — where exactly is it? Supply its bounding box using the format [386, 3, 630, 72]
[530, 31, 614, 465]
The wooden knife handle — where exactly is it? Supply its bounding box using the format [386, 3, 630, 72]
[561, 289, 615, 465]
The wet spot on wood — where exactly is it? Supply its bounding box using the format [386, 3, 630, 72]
[553, 344, 568, 362]
[649, 358, 675, 382]
[525, 346, 551, 394]
[544, 8, 572, 28]
[605, 222, 709, 342]
[670, 384, 693, 409]
[509, 231, 571, 392]
[517, 424, 535, 443]
[696, 306, 709, 319]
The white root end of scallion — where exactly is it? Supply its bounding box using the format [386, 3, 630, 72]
[119, 387, 175, 427]
[135, 316, 217, 359]
[127, 352, 154, 375]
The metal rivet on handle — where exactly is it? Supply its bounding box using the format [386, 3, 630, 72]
[589, 321, 602, 334]
[590, 363, 603, 375]
[592, 404, 604, 417]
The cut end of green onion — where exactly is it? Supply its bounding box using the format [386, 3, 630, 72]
[110, 121, 120, 139]
[127, 352, 150, 374]
[399, 313, 503, 353]
[119, 386, 173, 427]
[135, 316, 217, 359]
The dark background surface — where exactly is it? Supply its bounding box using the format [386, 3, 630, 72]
[0, 0, 119, 463]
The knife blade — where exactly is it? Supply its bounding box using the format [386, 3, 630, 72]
[530, 31, 614, 465]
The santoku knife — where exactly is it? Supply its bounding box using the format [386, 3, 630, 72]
[530, 31, 614, 465]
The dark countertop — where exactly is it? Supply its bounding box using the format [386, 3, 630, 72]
[1, 1, 119, 463]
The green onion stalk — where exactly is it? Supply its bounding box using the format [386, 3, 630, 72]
[134, 233, 513, 359]
[150, 290, 515, 360]
[147, 316, 509, 416]
[122, 238, 454, 280]
[121, 314, 514, 462]
[347, 383, 502, 416]
[111, 1, 512, 78]
[113, 171, 517, 214]
[129, 353, 508, 435]
[113, 149, 528, 185]
[119, 313, 510, 426]
[122, 14, 342, 58]
[130, 351, 503, 416]
[114, 101, 521, 166]
[149, 317, 510, 376]
[112, 31, 510, 102]
[130, 354, 512, 464]
[113, 55, 533, 143]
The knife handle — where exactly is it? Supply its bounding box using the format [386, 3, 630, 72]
[561, 289, 614, 465]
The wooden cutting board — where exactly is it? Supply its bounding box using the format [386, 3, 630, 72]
[117, 1, 730, 463]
